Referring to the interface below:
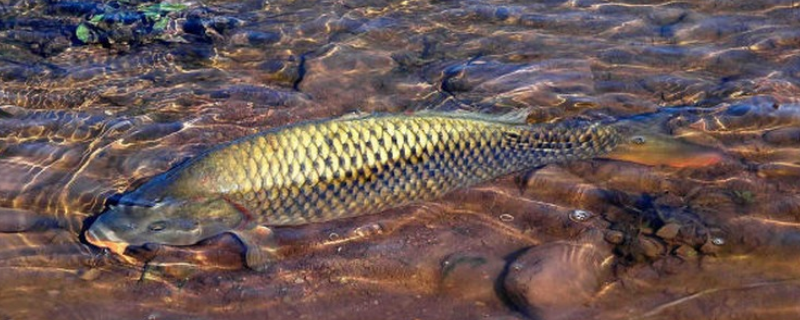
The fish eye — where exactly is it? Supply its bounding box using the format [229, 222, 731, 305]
[631, 136, 646, 145]
[148, 221, 169, 232]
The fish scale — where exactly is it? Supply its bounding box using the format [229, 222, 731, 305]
[161, 113, 621, 226]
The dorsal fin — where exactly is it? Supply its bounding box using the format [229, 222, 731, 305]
[413, 107, 536, 125]
[334, 110, 372, 121]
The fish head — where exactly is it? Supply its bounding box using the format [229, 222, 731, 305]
[604, 113, 725, 168]
[85, 196, 244, 255]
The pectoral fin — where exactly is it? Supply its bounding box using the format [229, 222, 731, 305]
[231, 226, 279, 271]
[514, 166, 543, 195]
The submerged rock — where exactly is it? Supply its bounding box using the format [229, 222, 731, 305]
[638, 236, 666, 259]
[503, 239, 613, 319]
[604, 230, 625, 244]
[656, 223, 681, 240]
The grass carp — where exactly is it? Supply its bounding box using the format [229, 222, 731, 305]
[85, 111, 715, 270]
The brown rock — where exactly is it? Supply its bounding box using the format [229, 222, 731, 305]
[674, 245, 698, 259]
[503, 241, 613, 319]
[604, 230, 625, 244]
[639, 236, 665, 258]
[700, 238, 724, 254]
[763, 127, 800, 146]
[656, 223, 681, 240]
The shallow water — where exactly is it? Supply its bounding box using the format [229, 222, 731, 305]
[2, 0, 800, 319]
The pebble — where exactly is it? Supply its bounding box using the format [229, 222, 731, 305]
[604, 230, 625, 244]
[328, 232, 340, 241]
[639, 236, 665, 258]
[353, 223, 384, 237]
[569, 209, 593, 222]
[656, 223, 681, 240]
[674, 245, 698, 259]
[700, 241, 720, 254]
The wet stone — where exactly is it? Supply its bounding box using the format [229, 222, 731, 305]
[763, 127, 800, 146]
[674, 245, 698, 259]
[503, 241, 612, 318]
[647, 8, 692, 26]
[230, 30, 281, 46]
[569, 209, 593, 222]
[638, 236, 665, 259]
[656, 223, 681, 240]
[351, 223, 384, 238]
[700, 241, 722, 254]
[604, 230, 625, 244]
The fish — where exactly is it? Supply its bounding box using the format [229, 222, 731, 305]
[84, 110, 711, 270]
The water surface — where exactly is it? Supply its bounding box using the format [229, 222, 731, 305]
[2, 0, 800, 319]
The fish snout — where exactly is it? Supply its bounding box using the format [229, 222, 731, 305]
[85, 221, 130, 257]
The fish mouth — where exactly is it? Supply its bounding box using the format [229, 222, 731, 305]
[85, 224, 130, 257]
